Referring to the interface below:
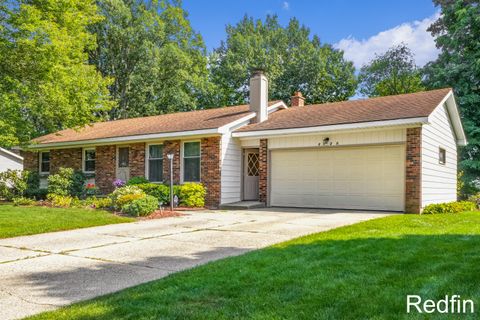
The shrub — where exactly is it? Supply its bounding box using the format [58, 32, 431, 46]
[0, 169, 29, 200]
[127, 176, 150, 185]
[116, 193, 146, 208]
[13, 197, 36, 206]
[110, 185, 146, 209]
[136, 183, 170, 204]
[70, 170, 86, 197]
[47, 193, 74, 208]
[468, 193, 480, 209]
[179, 183, 206, 207]
[121, 195, 158, 216]
[47, 168, 86, 197]
[84, 197, 113, 209]
[25, 171, 40, 199]
[422, 201, 477, 214]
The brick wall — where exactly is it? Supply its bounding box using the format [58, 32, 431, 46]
[201, 136, 221, 208]
[22, 151, 39, 172]
[96, 145, 116, 194]
[163, 140, 181, 184]
[129, 143, 146, 178]
[50, 148, 82, 173]
[259, 139, 268, 203]
[405, 127, 422, 213]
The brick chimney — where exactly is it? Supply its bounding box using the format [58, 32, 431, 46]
[291, 91, 305, 107]
[249, 69, 268, 123]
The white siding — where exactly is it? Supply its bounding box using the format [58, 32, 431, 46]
[240, 138, 260, 148]
[0, 153, 23, 173]
[421, 103, 457, 207]
[220, 132, 242, 204]
[268, 128, 406, 149]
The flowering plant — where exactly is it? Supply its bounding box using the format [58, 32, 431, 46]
[113, 179, 125, 188]
[85, 183, 98, 196]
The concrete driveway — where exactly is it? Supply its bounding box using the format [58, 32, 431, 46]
[0, 208, 392, 319]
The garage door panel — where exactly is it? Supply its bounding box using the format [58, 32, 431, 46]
[270, 145, 405, 211]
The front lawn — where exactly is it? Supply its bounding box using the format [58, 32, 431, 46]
[30, 212, 480, 319]
[0, 204, 134, 238]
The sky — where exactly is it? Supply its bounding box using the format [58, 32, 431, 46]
[183, 0, 440, 69]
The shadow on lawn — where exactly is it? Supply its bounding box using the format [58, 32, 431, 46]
[26, 234, 480, 320]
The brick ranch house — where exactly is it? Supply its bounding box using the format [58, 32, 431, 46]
[22, 71, 466, 213]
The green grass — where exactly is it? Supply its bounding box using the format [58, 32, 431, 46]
[30, 212, 480, 319]
[0, 204, 134, 238]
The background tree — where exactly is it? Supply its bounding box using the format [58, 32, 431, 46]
[90, 0, 210, 119]
[358, 44, 424, 97]
[0, 0, 113, 147]
[423, 0, 480, 195]
[209, 15, 356, 106]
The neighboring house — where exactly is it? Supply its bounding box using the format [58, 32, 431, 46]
[0, 147, 23, 173]
[22, 71, 466, 213]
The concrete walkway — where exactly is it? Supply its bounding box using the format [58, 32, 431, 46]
[0, 208, 392, 319]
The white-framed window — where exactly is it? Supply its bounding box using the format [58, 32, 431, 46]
[439, 147, 446, 165]
[83, 148, 96, 173]
[39, 151, 50, 174]
[182, 141, 200, 182]
[147, 144, 163, 182]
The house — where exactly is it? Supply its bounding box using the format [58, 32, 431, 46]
[0, 147, 23, 173]
[22, 71, 466, 213]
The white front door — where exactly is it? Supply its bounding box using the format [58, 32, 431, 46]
[243, 149, 259, 200]
[117, 146, 130, 182]
[270, 145, 405, 211]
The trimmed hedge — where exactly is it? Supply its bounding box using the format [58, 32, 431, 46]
[422, 201, 477, 214]
[121, 195, 158, 216]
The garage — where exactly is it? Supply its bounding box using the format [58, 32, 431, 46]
[270, 145, 405, 211]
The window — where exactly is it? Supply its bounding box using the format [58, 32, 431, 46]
[84, 149, 96, 172]
[118, 147, 129, 167]
[183, 141, 200, 182]
[148, 144, 163, 182]
[40, 151, 50, 173]
[439, 147, 446, 165]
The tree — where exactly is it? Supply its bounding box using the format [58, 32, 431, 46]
[358, 44, 424, 97]
[90, 0, 210, 119]
[423, 0, 480, 193]
[208, 15, 356, 106]
[0, 0, 113, 147]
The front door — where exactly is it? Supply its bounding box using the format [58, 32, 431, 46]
[243, 149, 259, 200]
[117, 146, 130, 182]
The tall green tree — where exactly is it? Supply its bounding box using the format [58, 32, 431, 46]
[0, 0, 113, 147]
[90, 0, 210, 119]
[423, 0, 480, 190]
[209, 15, 356, 106]
[358, 44, 425, 97]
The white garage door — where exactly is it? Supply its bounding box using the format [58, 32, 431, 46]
[270, 145, 405, 211]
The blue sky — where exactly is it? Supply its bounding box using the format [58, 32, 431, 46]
[183, 0, 440, 68]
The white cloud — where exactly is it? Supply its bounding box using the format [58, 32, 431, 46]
[282, 1, 289, 10]
[334, 13, 441, 69]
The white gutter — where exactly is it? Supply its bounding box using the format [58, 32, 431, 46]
[0, 147, 23, 161]
[28, 128, 221, 150]
[232, 117, 430, 138]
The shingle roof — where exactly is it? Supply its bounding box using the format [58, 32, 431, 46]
[33, 102, 278, 145]
[236, 88, 452, 132]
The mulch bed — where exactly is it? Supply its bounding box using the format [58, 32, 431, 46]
[139, 209, 184, 220]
